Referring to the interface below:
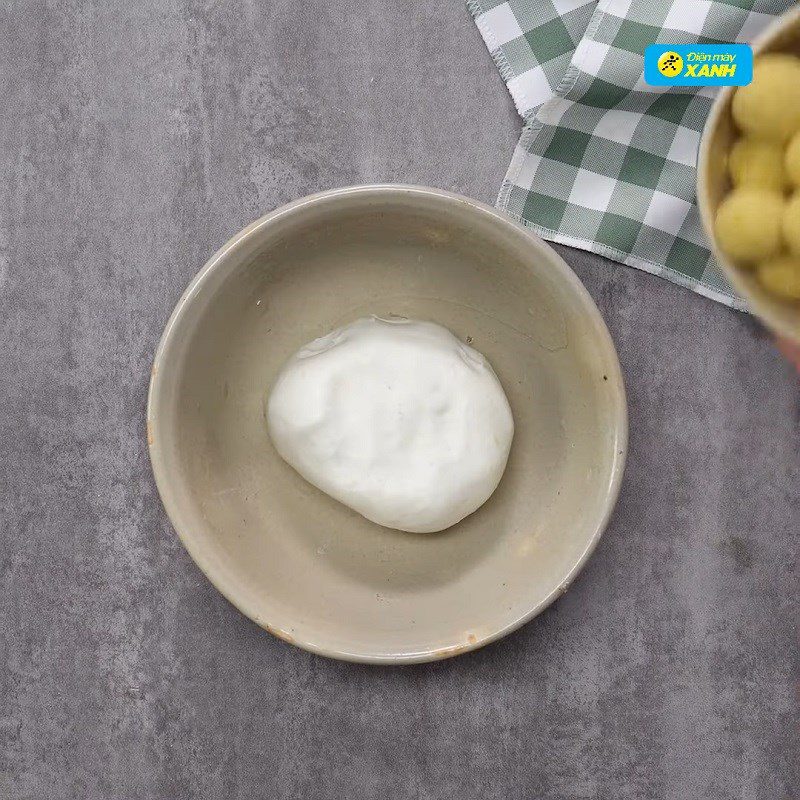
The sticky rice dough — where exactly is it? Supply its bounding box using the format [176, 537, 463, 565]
[715, 188, 784, 262]
[728, 138, 786, 191]
[267, 317, 515, 533]
[757, 254, 800, 300]
[732, 54, 800, 143]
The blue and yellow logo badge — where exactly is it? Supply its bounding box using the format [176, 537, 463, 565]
[645, 44, 752, 86]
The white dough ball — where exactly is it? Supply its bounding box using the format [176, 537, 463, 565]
[267, 317, 514, 533]
[715, 188, 784, 262]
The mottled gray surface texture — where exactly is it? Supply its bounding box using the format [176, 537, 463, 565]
[0, 2, 797, 798]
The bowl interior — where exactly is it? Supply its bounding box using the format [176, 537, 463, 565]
[698, 7, 800, 343]
[148, 187, 626, 662]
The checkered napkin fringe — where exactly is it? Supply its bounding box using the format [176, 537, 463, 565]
[469, 0, 791, 308]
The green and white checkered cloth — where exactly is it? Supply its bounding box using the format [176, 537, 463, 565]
[469, 0, 791, 308]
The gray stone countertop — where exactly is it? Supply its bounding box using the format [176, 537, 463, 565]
[1, 2, 796, 799]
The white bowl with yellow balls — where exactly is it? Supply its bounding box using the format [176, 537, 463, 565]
[698, 5, 800, 344]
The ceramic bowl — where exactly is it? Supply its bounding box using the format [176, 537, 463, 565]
[697, 5, 800, 344]
[147, 185, 627, 663]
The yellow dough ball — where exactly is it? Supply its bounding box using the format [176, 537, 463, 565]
[728, 137, 786, 190]
[782, 192, 800, 256]
[732, 54, 800, 142]
[715, 188, 784, 262]
[757, 254, 800, 299]
[785, 131, 800, 187]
